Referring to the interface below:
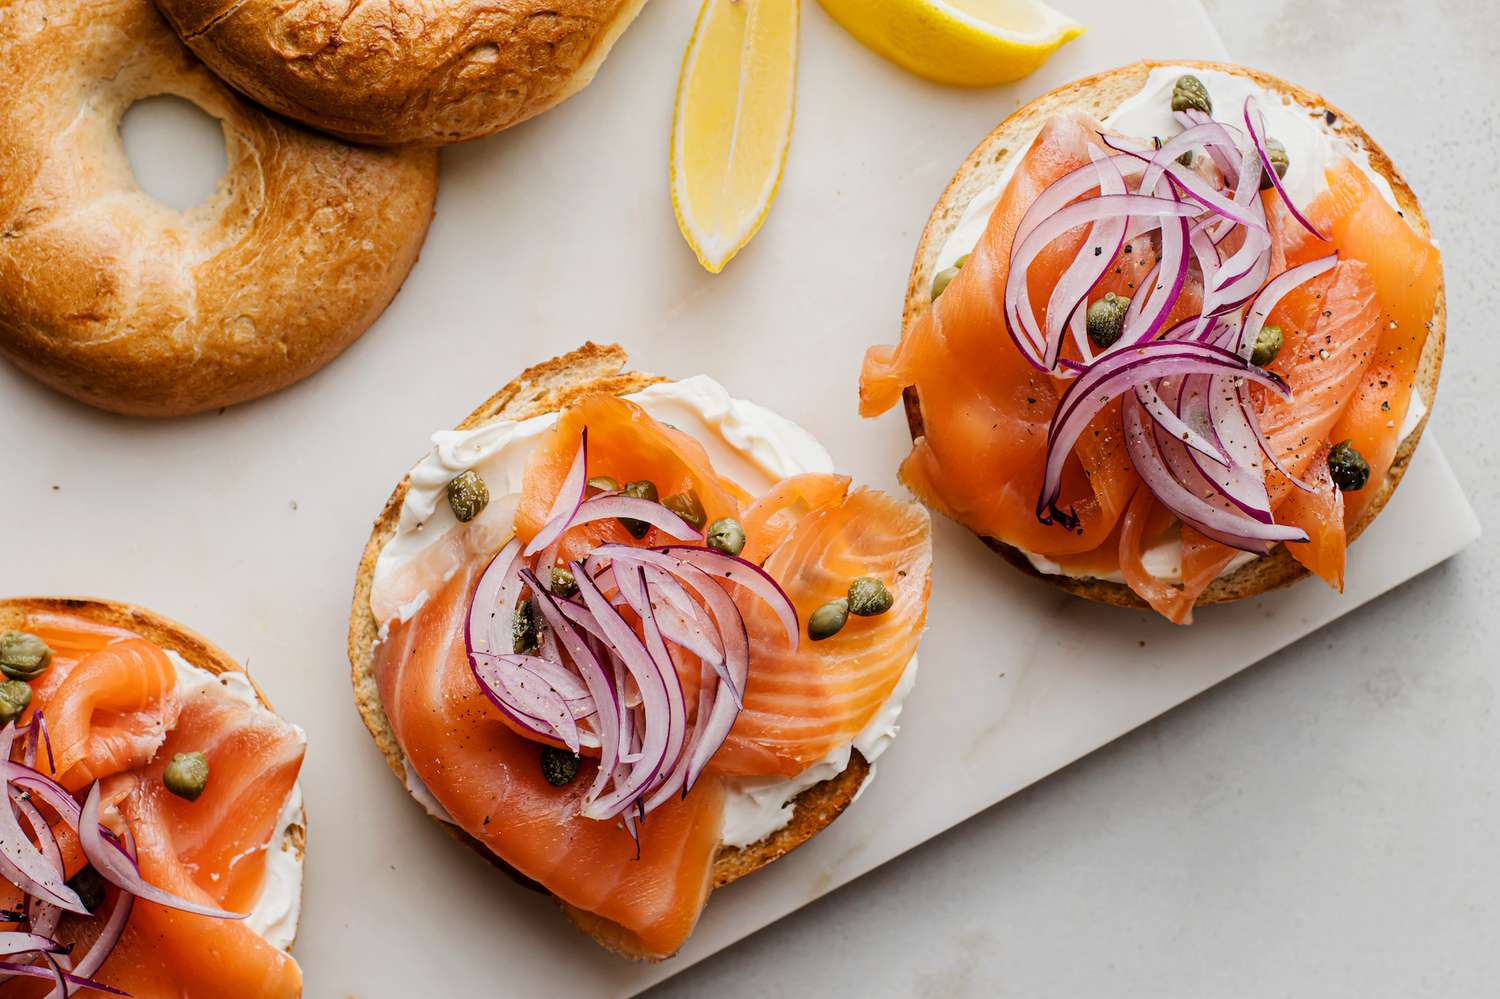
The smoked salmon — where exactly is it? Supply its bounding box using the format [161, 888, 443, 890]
[860, 70, 1440, 622]
[1, 608, 305, 997]
[371, 390, 932, 958]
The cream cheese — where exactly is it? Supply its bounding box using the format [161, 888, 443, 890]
[167, 652, 305, 952]
[374, 376, 917, 848]
[932, 65, 1428, 585]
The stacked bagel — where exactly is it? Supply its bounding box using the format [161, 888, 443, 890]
[0, 0, 647, 416]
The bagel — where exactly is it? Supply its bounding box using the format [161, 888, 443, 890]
[0, 0, 438, 418]
[150, 0, 651, 145]
[891, 60, 1444, 612]
[0, 595, 308, 977]
[348, 343, 873, 959]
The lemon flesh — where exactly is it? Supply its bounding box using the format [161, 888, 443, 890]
[819, 0, 1084, 87]
[672, 0, 800, 274]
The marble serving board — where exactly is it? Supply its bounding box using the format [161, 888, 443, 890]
[0, 0, 1477, 995]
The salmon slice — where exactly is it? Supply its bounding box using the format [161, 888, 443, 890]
[860, 112, 1142, 557]
[376, 563, 725, 960]
[710, 487, 932, 778]
[1276, 159, 1442, 525]
[98, 765, 303, 999]
[516, 395, 752, 564]
[739, 473, 851, 564]
[5, 614, 304, 998]
[40, 638, 179, 792]
[1278, 446, 1347, 589]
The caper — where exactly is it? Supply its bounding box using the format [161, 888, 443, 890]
[1177, 150, 1195, 169]
[1327, 440, 1370, 492]
[587, 475, 620, 493]
[1251, 324, 1284, 367]
[847, 577, 894, 617]
[1259, 137, 1290, 191]
[620, 479, 659, 539]
[808, 599, 849, 641]
[705, 517, 746, 557]
[0, 679, 32, 727]
[512, 599, 541, 654]
[930, 253, 970, 301]
[1171, 74, 1212, 114]
[540, 745, 579, 787]
[663, 490, 707, 531]
[549, 566, 578, 598]
[163, 752, 209, 802]
[1086, 292, 1131, 350]
[445, 469, 489, 524]
[0, 631, 52, 680]
[67, 867, 106, 913]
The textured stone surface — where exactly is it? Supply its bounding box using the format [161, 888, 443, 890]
[650, 2, 1497, 995]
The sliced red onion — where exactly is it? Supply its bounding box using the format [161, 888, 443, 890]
[553, 495, 703, 545]
[1123, 393, 1307, 551]
[1040, 151, 1129, 368]
[1237, 254, 1339, 360]
[467, 538, 523, 657]
[1176, 109, 1243, 181]
[1134, 381, 1226, 462]
[0, 960, 127, 998]
[523, 431, 589, 557]
[571, 564, 681, 820]
[47, 883, 132, 999]
[0, 933, 65, 957]
[635, 546, 799, 649]
[523, 578, 621, 805]
[1245, 97, 1328, 240]
[1039, 343, 1289, 525]
[0, 770, 85, 914]
[79, 783, 245, 920]
[472, 653, 583, 753]
[1006, 193, 1201, 368]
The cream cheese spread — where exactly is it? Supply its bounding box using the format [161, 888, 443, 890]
[167, 652, 304, 952]
[932, 65, 1426, 584]
[371, 376, 917, 848]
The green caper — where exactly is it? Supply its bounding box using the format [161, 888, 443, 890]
[847, 577, 894, 617]
[929, 253, 970, 301]
[1259, 137, 1290, 191]
[0, 679, 32, 727]
[663, 490, 707, 531]
[620, 479, 659, 539]
[1251, 324, 1284, 367]
[445, 469, 489, 524]
[705, 517, 746, 557]
[540, 745, 579, 787]
[512, 599, 541, 654]
[163, 752, 209, 802]
[0, 631, 52, 680]
[1171, 74, 1212, 114]
[1177, 150, 1195, 169]
[808, 599, 849, 641]
[67, 867, 106, 913]
[1327, 440, 1370, 492]
[1086, 292, 1131, 349]
[587, 475, 621, 493]
[549, 566, 578, 598]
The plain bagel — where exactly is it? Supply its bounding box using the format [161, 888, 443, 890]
[899, 60, 1445, 610]
[0, 0, 438, 418]
[150, 0, 651, 145]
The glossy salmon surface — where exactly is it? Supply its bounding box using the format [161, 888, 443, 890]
[860, 112, 1439, 622]
[5, 612, 305, 997]
[374, 394, 932, 958]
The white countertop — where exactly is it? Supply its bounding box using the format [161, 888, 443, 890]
[650, 2, 1497, 996]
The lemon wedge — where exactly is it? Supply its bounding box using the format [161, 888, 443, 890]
[671, 0, 800, 274]
[818, 0, 1084, 87]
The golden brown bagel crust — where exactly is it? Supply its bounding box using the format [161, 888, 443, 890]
[348, 342, 868, 960]
[152, 0, 650, 145]
[0, 0, 438, 418]
[0, 595, 307, 947]
[899, 60, 1445, 610]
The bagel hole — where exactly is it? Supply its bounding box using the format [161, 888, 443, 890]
[120, 96, 229, 211]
